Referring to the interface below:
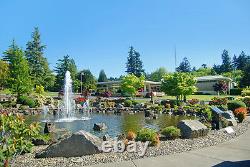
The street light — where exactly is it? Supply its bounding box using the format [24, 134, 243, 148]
[81, 72, 84, 96]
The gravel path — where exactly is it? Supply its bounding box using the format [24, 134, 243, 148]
[12, 121, 248, 167]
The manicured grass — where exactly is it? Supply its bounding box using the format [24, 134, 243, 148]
[134, 94, 239, 103]
[44, 91, 58, 97]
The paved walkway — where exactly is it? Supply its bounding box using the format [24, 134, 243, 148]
[87, 117, 250, 167]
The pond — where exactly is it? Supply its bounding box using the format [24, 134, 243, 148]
[26, 112, 193, 138]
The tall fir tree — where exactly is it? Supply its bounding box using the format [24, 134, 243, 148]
[176, 57, 191, 72]
[233, 51, 250, 70]
[220, 49, 232, 73]
[54, 55, 79, 91]
[126, 46, 144, 77]
[98, 69, 108, 82]
[3, 40, 31, 97]
[25, 27, 55, 90]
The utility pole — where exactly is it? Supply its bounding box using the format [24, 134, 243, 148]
[174, 45, 177, 71]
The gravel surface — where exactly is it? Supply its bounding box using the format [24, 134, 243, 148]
[12, 121, 249, 167]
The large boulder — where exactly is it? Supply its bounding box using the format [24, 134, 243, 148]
[221, 111, 237, 126]
[44, 122, 56, 134]
[178, 120, 209, 139]
[93, 123, 107, 131]
[35, 130, 102, 158]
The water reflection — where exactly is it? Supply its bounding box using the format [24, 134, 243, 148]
[26, 112, 193, 137]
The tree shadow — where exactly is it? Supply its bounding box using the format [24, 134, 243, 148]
[213, 160, 250, 167]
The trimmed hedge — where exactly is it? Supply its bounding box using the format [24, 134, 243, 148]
[230, 88, 243, 95]
[18, 95, 36, 108]
[227, 100, 246, 112]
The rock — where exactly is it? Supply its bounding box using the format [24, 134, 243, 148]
[93, 123, 107, 131]
[222, 111, 237, 126]
[178, 120, 209, 138]
[44, 122, 56, 134]
[102, 134, 111, 141]
[116, 104, 124, 109]
[117, 133, 126, 141]
[32, 139, 48, 146]
[35, 130, 102, 158]
[153, 114, 158, 119]
[145, 110, 153, 117]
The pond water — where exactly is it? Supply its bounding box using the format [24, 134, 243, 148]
[26, 112, 193, 137]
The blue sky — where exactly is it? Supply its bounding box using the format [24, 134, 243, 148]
[0, 0, 250, 77]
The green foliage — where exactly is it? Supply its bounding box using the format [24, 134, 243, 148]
[25, 27, 55, 90]
[3, 41, 32, 97]
[124, 99, 132, 107]
[0, 113, 45, 165]
[202, 108, 212, 121]
[54, 55, 78, 91]
[0, 60, 9, 89]
[242, 97, 250, 107]
[35, 85, 44, 95]
[233, 51, 250, 71]
[227, 100, 246, 112]
[242, 87, 250, 96]
[176, 57, 191, 72]
[120, 74, 145, 97]
[213, 50, 233, 74]
[126, 46, 144, 77]
[77, 69, 97, 91]
[230, 88, 243, 95]
[98, 69, 108, 82]
[222, 70, 243, 85]
[18, 95, 36, 108]
[161, 126, 180, 139]
[161, 72, 197, 101]
[147, 67, 167, 81]
[240, 64, 250, 87]
[136, 128, 159, 146]
[191, 67, 214, 77]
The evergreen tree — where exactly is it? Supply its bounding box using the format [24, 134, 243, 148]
[3, 41, 32, 97]
[0, 59, 9, 89]
[54, 55, 78, 91]
[233, 51, 250, 70]
[25, 27, 55, 90]
[176, 57, 191, 72]
[240, 64, 250, 87]
[98, 69, 108, 82]
[126, 46, 144, 77]
[220, 49, 232, 73]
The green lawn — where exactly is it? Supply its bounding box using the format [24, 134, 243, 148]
[134, 94, 239, 103]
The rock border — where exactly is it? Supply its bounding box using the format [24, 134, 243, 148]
[12, 120, 248, 167]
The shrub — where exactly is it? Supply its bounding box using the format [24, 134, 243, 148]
[18, 95, 36, 108]
[188, 99, 199, 105]
[227, 100, 246, 112]
[202, 108, 212, 121]
[230, 88, 243, 95]
[234, 107, 247, 123]
[209, 97, 228, 106]
[0, 113, 46, 166]
[165, 103, 171, 109]
[161, 126, 180, 139]
[124, 99, 132, 107]
[242, 97, 250, 107]
[136, 128, 159, 146]
[126, 131, 136, 140]
[242, 87, 250, 96]
[35, 85, 44, 95]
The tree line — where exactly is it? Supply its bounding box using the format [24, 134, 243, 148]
[1, 27, 250, 99]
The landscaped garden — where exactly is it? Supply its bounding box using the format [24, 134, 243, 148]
[0, 15, 250, 167]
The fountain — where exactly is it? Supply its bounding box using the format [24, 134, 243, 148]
[55, 71, 90, 122]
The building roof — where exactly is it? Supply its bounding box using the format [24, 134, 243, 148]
[97, 80, 161, 85]
[196, 75, 232, 82]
